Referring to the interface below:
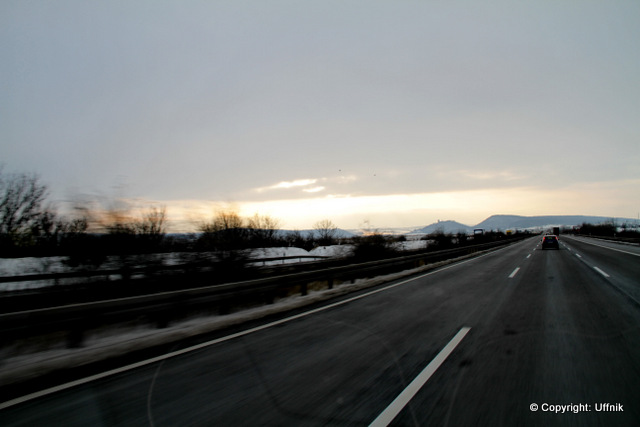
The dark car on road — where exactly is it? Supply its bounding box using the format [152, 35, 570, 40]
[541, 234, 559, 250]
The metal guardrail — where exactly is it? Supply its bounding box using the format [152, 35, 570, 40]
[573, 234, 640, 245]
[0, 237, 528, 348]
[0, 255, 329, 285]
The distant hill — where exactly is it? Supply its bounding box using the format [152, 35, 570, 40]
[410, 220, 473, 235]
[410, 214, 635, 234]
[474, 214, 631, 231]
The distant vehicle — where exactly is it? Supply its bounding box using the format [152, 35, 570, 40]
[541, 234, 559, 250]
[552, 227, 560, 236]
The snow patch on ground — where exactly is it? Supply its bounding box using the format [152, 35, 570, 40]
[393, 240, 426, 251]
[0, 256, 71, 276]
[309, 245, 353, 257]
[0, 246, 354, 291]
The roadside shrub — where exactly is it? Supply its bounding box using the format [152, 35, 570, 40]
[351, 233, 398, 261]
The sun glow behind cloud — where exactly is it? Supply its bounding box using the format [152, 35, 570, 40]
[157, 178, 640, 232]
[238, 189, 536, 229]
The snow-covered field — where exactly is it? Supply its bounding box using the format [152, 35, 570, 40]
[0, 241, 427, 292]
[0, 245, 351, 291]
[246, 245, 351, 266]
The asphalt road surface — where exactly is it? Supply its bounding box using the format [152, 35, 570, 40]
[2, 235, 639, 426]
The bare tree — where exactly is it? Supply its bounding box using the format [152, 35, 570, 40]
[313, 219, 338, 246]
[200, 209, 244, 233]
[0, 170, 51, 249]
[135, 206, 167, 240]
[285, 229, 305, 247]
[247, 213, 281, 246]
[199, 209, 247, 251]
[63, 217, 89, 235]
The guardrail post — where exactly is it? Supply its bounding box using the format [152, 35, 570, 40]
[67, 326, 85, 348]
[154, 311, 170, 329]
[327, 276, 334, 289]
[219, 297, 233, 315]
[263, 291, 275, 305]
[300, 282, 307, 296]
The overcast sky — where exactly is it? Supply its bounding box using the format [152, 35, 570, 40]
[2, 1, 639, 231]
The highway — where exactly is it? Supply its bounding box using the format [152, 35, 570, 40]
[1, 235, 639, 426]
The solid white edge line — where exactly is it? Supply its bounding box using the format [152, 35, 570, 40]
[567, 236, 640, 257]
[1, 243, 525, 410]
[369, 327, 471, 427]
[508, 267, 520, 279]
[593, 266, 611, 278]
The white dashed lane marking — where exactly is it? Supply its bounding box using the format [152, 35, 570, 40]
[594, 267, 611, 278]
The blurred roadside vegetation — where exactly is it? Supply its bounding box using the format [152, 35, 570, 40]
[0, 169, 350, 265]
[573, 220, 640, 238]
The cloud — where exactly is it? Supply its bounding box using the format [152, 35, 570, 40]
[252, 175, 358, 197]
[303, 186, 325, 193]
[455, 170, 526, 182]
[272, 179, 318, 189]
[255, 179, 318, 193]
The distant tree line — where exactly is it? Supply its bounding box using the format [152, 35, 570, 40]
[0, 169, 349, 262]
[574, 221, 639, 238]
[421, 229, 522, 251]
[0, 170, 171, 262]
